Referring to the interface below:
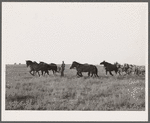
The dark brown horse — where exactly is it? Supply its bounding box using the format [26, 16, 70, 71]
[39, 62, 50, 76]
[70, 61, 99, 77]
[39, 62, 58, 75]
[100, 61, 118, 76]
[114, 62, 123, 75]
[49, 63, 58, 74]
[26, 60, 41, 76]
[26, 60, 50, 76]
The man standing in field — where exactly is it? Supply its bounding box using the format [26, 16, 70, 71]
[61, 61, 65, 77]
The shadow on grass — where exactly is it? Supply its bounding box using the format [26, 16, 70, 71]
[23, 76, 33, 79]
[7, 95, 34, 102]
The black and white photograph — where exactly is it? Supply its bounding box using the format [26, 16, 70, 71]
[2, 2, 148, 121]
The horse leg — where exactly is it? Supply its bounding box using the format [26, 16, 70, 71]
[91, 72, 93, 77]
[95, 73, 99, 77]
[76, 72, 79, 77]
[88, 72, 90, 77]
[46, 70, 49, 76]
[43, 71, 45, 76]
[33, 71, 36, 76]
[32, 71, 35, 75]
[116, 69, 121, 75]
[109, 71, 113, 76]
[35, 70, 40, 76]
[118, 71, 121, 75]
[88, 72, 93, 77]
[127, 70, 130, 75]
[44, 70, 48, 76]
[106, 70, 108, 76]
[123, 70, 127, 76]
[37, 71, 40, 76]
[29, 70, 34, 76]
[77, 72, 81, 77]
[76, 72, 80, 77]
[80, 72, 83, 77]
[45, 70, 48, 76]
[115, 70, 118, 74]
[137, 71, 139, 76]
[52, 70, 55, 75]
[54, 70, 57, 75]
[44, 71, 47, 76]
[47, 70, 50, 76]
[78, 72, 83, 77]
[127, 69, 131, 75]
[44, 70, 47, 76]
[91, 72, 95, 77]
[93, 74, 96, 77]
[41, 70, 44, 76]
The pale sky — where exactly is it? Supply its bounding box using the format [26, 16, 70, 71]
[2, 2, 148, 65]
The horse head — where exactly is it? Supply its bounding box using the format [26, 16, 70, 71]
[26, 60, 33, 67]
[114, 62, 120, 68]
[39, 61, 45, 64]
[100, 60, 105, 65]
[70, 61, 79, 69]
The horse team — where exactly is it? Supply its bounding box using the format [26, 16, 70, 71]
[100, 61, 145, 76]
[26, 60, 61, 76]
[114, 62, 145, 76]
[26, 60, 145, 77]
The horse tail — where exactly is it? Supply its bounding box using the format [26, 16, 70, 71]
[58, 67, 62, 73]
[55, 66, 58, 72]
[95, 66, 99, 77]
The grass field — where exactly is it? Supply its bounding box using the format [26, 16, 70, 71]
[5, 64, 145, 110]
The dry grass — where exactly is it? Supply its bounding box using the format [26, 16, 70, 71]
[6, 64, 145, 110]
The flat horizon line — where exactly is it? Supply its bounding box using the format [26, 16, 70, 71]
[5, 63, 145, 66]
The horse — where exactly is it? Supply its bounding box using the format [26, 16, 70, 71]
[70, 61, 99, 77]
[26, 60, 40, 76]
[39, 62, 50, 76]
[100, 61, 118, 76]
[136, 66, 145, 76]
[39, 62, 58, 75]
[114, 62, 123, 75]
[48, 63, 58, 74]
[123, 63, 131, 75]
[82, 63, 99, 77]
[128, 65, 138, 75]
[89, 65, 99, 77]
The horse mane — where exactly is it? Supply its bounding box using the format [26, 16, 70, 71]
[26, 60, 32, 62]
[114, 62, 121, 65]
[26, 60, 34, 67]
[50, 63, 56, 65]
[26, 60, 33, 64]
[39, 61, 45, 64]
[33, 61, 38, 64]
[114, 62, 118, 65]
[73, 61, 82, 65]
[104, 61, 113, 65]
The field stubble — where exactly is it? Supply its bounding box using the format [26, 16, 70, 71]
[6, 64, 145, 110]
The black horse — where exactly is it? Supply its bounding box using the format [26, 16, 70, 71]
[39, 62, 58, 75]
[26, 60, 41, 76]
[48, 63, 58, 74]
[90, 65, 99, 77]
[100, 61, 118, 76]
[39, 62, 50, 76]
[70, 61, 99, 77]
[114, 62, 123, 75]
[26, 60, 50, 76]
